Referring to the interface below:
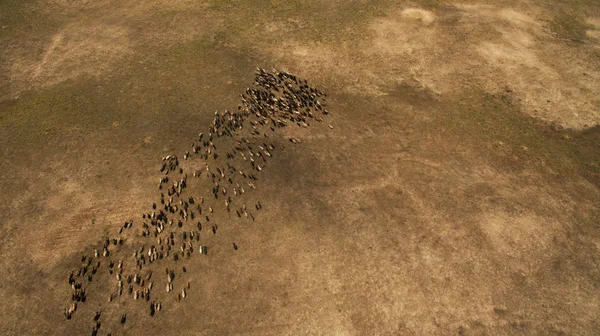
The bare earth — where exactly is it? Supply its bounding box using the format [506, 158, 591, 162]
[1, 0, 599, 335]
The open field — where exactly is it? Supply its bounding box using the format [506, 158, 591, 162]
[1, 0, 599, 335]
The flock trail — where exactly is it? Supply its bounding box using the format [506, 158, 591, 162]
[64, 68, 332, 335]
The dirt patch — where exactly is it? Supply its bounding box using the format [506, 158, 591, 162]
[400, 8, 437, 25]
[480, 211, 563, 264]
[586, 17, 600, 41]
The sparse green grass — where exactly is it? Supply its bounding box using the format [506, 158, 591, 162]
[0, 32, 258, 154]
[205, 0, 391, 45]
[540, 0, 599, 43]
[443, 91, 600, 186]
[549, 10, 589, 43]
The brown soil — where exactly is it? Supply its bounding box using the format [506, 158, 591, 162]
[1, 0, 599, 335]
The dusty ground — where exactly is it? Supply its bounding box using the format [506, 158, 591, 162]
[1, 0, 599, 335]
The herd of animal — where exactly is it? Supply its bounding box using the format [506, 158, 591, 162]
[63, 68, 331, 335]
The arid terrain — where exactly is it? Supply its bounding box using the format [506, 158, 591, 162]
[1, 0, 599, 335]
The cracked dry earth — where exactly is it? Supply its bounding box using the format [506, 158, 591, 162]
[1, 1, 599, 335]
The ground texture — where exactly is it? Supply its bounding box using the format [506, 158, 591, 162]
[0, 0, 599, 335]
